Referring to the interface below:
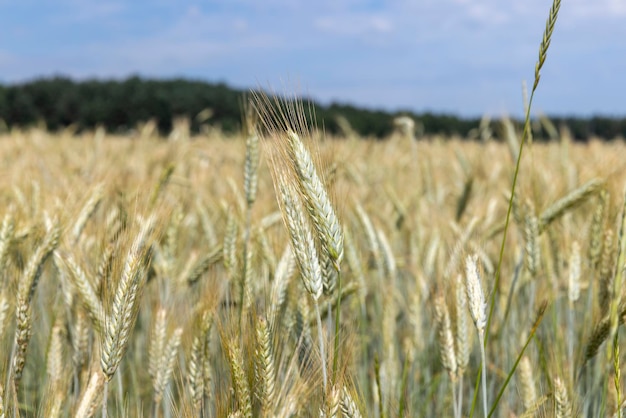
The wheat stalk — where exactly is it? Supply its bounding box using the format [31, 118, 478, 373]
[487, 0, 562, 341]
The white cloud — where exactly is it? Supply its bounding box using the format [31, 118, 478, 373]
[51, 0, 126, 23]
[568, 0, 626, 18]
[464, 4, 510, 24]
[314, 13, 394, 37]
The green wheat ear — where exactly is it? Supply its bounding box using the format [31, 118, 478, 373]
[534, 0, 562, 91]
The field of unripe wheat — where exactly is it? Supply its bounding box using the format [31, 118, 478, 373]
[0, 122, 625, 417]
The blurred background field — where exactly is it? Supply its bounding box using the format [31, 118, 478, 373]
[0, 122, 625, 416]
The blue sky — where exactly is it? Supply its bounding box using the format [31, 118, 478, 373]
[1, 0, 625, 117]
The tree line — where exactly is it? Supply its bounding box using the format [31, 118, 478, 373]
[0, 76, 624, 140]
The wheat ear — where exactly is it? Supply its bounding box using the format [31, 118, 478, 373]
[278, 179, 323, 300]
[523, 201, 540, 277]
[154, 327, 182, 411]
[223, 211, 239, 284]
[518, 356, 537, 411]
[269, 244, 296, 331]
[188, 309, 213, 415]
[277, 178, 327, 390]
[285, 130, 343, 271]
[188, 334, 205, 413]
[11, 220, 60, 389]
[244, 128, 260, 207]
[589, 189, 609, 268]
[456, 274, 470, 415]
[600, 229, 616, 315]
[539, 179, 603, 232]
[149, 308, 182, 413]
[100, 215, 155, 380]
[181, 244, 222, 285]
[554, 376, 572, 418]
[254, 316, 276, 413]
[71, 183, 104, 244]
[0, 212, 15, 278]
[226, 340, 252, 418]
[56, 251, 104, 332]
[0, 292, 8, 344]
[341, 386, 363, 418]
[465, 254, 487, 418]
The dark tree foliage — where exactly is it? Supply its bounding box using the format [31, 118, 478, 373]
[0, 76, 243, 134]
[0, 76, 624, 140]
[324, 103, 395, 137]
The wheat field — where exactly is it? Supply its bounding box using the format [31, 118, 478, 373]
[0, 117, 624, 417]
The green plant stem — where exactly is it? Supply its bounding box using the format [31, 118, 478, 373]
[486, 0, 562, 346]
[314, 300, 328, 393]
[473, 72, 537, 418]
[487, 302, 547, 417]
[332, 269, 342, 384]
[470, 366, 481, 418]
[451, 375, 459, 418]
[477, 37, 540, 418]
[103, 380, 109, 418]
[568, 302, 575, 384]
[485, 91, 535, 344]
[614, 331, 622, 418]
[457, 374, 464, 418]
[399, 353, 410, 418]
[374, 353, 385, 418]
[479, 332, 487, 418]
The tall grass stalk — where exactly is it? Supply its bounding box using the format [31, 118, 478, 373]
[474, 1, 562, 416]
[486, 0, 561, 341]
